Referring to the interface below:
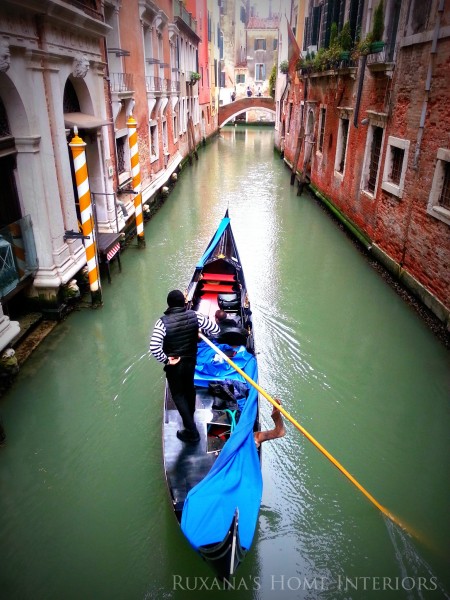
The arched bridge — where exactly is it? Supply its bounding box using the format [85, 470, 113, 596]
[218, 96, 276, 127]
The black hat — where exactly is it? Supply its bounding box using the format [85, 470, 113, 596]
[167, 289, 185, 307]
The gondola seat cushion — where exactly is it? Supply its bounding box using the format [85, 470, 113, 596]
[218, 293, 240, 312]
[217, 327, 248, 347]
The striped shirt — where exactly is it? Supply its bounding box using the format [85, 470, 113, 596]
[149, 313, 220, 363]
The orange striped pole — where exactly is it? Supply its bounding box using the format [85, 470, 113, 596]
[127, 114, 146, 248]
[69, 127, 102, 305]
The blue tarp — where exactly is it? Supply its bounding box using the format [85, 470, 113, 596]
[195, 217, 230, 268]
[181, 341, 262, 550]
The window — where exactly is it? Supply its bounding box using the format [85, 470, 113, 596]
[255, 63, 265, 81]
[236, 73, 245, 84]
[254, 38, 266, 51]
[115, 131, 131, 185]
[439, 162, 450, 209]
[273, 39, 278, 50]
[390, 147, 404, 184]
[427, 148, 450, 226]
[361, 113, 387, 197]
[286, 103, 293, 134]
[367, 127, 383, 193]
[173, 110, 178, 141]
[335, 117, 349, 174]
[382, 136, 410, 198]
[149, 121, 158, 161]
[162, 118, 168, 150]
[318, 107, 326, 153]
[405, 0, 432, 36]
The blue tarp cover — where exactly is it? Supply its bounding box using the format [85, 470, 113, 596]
[195, 217, 230, 268]
[181, 341, 262, 550]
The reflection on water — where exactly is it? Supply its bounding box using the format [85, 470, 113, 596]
[0, 127, 449, 600]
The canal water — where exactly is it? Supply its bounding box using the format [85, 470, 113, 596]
[0, 127, 449, 600]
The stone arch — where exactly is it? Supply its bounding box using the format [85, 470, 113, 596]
[218, 97, 276, 127]
[220, 107, 276, 127]
[0, 71, 32, 138]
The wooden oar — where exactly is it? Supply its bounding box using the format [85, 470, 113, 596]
[198, 332, 407, 532]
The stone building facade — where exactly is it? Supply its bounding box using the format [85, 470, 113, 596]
[0, 0, 218, 352]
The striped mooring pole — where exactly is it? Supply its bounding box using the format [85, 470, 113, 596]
[127, 114, 146, 248]
[69, 127, 102, 305]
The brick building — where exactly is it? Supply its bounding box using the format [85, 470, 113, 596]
[277, 0, 450, 328]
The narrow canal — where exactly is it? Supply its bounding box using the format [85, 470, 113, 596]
[0, 127, 449, 600]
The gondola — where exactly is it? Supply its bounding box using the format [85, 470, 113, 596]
[162, 210, 262, 579]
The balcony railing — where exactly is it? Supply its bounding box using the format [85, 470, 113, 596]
[145, 76, 177, 93]
[169, 79, 180, 93]
[65, 0, 104, 21]
[0, 215, 38, 299]
[173, 0, 197, 34]
[109, 72, 133, 93]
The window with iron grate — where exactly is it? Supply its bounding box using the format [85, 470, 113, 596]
[116, 136, 126, 174]
[338, 118, 349, 173]
[390, 146, 404, 185]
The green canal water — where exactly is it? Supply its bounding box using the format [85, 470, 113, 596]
[0, 127, 449, 600]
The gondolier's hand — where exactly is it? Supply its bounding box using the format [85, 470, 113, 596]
[167, 356, 181, 365]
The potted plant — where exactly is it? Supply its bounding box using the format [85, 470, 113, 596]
[279, 60, 289, 75]
[301, 51, 313, 75]
[313, 47, 327, 72]
[189, 71, 201, 84]
[370, 0, 385, 53]
[338, 21, 353, 60]
[353, 32, 372, 59]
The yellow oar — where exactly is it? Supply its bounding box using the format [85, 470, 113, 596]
[199, 333, 406, 531]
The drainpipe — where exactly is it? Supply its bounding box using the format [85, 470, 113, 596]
[353, 54, 367, 128]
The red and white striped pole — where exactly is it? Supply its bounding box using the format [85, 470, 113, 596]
[127, 114, 146, 247]
[69, 127, 102, 305]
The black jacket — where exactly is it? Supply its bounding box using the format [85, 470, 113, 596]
[161, 307, 198, 358]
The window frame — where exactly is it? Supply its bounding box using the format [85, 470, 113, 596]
[381, 136, 410, 198]
[427, 147, 450, 226]
[115, 129, 131, 186]
[149, 120, 159, 162]
[255, 63, 265, 81]
[334, 116, 350, 177]
[360, 112, 387, 199]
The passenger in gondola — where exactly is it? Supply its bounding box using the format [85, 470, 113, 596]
[214, 309, 238, 333]
[254, 401, 286, 447]
[150, 289, 220, 444]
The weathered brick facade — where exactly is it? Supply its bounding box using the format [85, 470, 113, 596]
[279, 2, 450, 327]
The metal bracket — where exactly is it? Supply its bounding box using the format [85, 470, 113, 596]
[64, 230, 90, 241]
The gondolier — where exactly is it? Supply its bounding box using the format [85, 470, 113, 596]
[150, 289, 219, 443]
